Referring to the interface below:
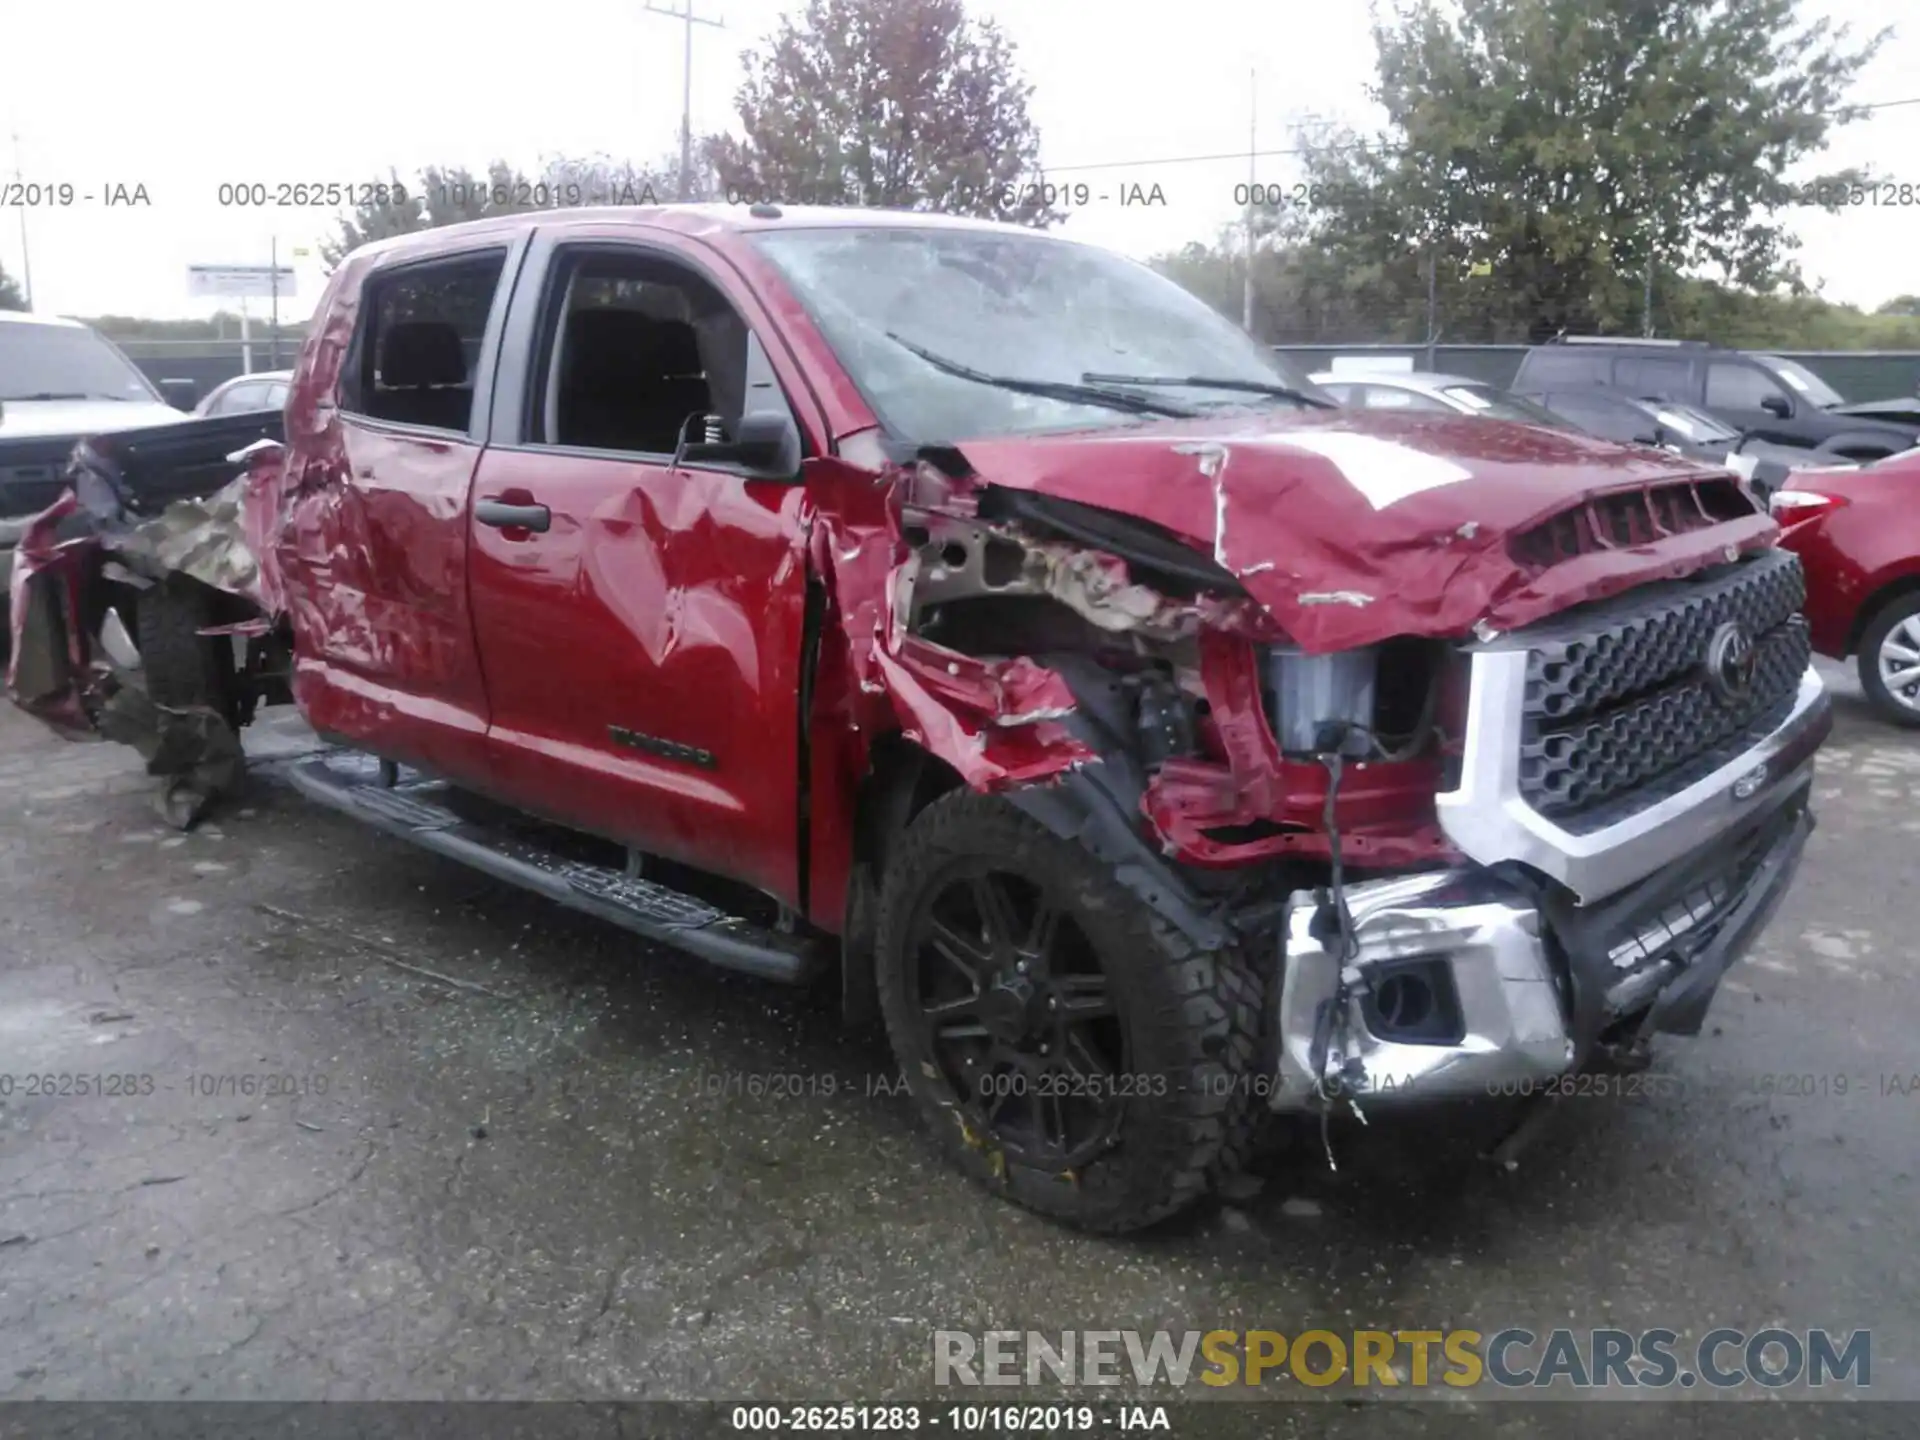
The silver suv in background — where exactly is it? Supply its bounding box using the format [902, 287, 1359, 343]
[0, 312, 195, 554]
[1310, 368, 1574, 427]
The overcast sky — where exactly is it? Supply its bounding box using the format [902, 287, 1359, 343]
[3, 0, 1915, 323]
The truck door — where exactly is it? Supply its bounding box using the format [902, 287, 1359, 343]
[465, 232, 816, 907]
[1705, 358, 1805, 445]
[285, 243, 520, 780]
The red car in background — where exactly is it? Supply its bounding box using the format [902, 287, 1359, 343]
[1773, 448, 1920, 724]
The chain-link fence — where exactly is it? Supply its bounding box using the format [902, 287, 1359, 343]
[1271, 344, 1920, 399]
[118, 339, 304, 402]
[115, 337, 1920, 409]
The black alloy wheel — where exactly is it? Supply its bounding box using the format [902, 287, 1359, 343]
[906, 861, 1127, 1172]
[874, 790, 1262, 1233]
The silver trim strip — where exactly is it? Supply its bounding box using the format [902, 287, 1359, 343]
[1437, 658, 1827, 903]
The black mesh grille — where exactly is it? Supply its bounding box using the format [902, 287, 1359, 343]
[1516, 549, 1808, 833]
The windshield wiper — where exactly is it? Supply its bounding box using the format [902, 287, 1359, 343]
[1081, 372, 1337, 409]
[0, 391, 136, 402]
[885, 333, 1201, 419]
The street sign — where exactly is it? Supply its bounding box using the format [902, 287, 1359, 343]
[188, 264, 297, 299]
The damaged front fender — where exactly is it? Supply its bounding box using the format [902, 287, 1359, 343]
[811, 441, 1452, 878]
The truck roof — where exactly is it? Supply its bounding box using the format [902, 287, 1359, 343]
[0, 310, 87, 329]
[352, 203, 1085, 266]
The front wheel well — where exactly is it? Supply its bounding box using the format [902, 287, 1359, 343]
[1848, 576, 1920, 656]
[836, 733, 966, 1026]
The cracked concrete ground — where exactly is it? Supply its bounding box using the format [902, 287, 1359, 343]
[0, 659, 1915, 1435]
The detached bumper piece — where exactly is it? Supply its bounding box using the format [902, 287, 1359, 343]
[286, 752, 825, 984]
[1271, 774, 1814, 1111]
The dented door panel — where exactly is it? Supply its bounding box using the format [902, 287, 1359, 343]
[467, 448, 810, 903]
[286, 420, 493, 778]
[270, 230, 528, 781]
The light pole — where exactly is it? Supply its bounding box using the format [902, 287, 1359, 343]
[644, 0, 725, 202]
[1243, 70, 1256, 333]
[10, 132, 32, 310]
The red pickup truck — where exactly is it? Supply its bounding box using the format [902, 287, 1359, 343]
[7, 207, 1829, 1233]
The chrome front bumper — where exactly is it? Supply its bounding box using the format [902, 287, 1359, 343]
[1274, 871, 1574, 1108]
[1272, 666, 1827, 1111]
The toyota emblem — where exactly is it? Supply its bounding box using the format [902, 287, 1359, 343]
[1704, 621, 1757, 703]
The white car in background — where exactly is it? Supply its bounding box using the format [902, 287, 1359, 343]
[1309, 368, 1574, 427]
[194, 369, 293, 417]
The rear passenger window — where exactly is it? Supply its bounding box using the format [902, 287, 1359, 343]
[1521, 350, 1612, 386]
[1615, 356, 1693, 399]
[343, 251, 506, 433]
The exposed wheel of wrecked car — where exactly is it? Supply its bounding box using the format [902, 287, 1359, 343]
[135, 578, 234, 723]
[875, 791, 1260, 1234]
[1858, 593, 1920, 727]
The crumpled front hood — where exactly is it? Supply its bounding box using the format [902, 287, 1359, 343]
[953, 408, 1778, 649]
[0, 398, 186, 439]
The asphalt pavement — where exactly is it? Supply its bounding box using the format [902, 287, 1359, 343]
[0, 659, 1914, 1436]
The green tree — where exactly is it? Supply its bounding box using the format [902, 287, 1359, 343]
[0, 261, 24, 311]
[1878, 294, 1920, 319]
[1153, 230, 1920, 351]
[1295, 0, 1885, 340]
[318, 167, 431, 269]
[707, 0, 1057, 224]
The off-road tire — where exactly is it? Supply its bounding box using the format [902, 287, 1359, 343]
[1207, 983, 1301, 1197]
[874, 790, 1261, 1233]
[1858, 592, 1920, 728]
[135, 579, 232, 720]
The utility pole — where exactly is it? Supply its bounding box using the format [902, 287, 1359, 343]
[645, 0, 725, 202]
[10, 132, 32, 310]
[269, 235, 280, 369]
[1242, 70, 1256, 333]
[1640, 158, 1656, 338]
[1643, 248, 1656, 338]
[1424, 248, 1438, 370]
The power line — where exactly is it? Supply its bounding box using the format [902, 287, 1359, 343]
[1035, 93, 1920, 176]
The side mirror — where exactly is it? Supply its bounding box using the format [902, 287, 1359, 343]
[1760, 394, 1792, 419]
[673, 332, 804, 480]
[678, 410, 803, 479]
[1632, 430, 1661, 447]
[159, 377, 199, 411]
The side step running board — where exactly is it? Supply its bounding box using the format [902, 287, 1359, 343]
[283, 752, 824, 984]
